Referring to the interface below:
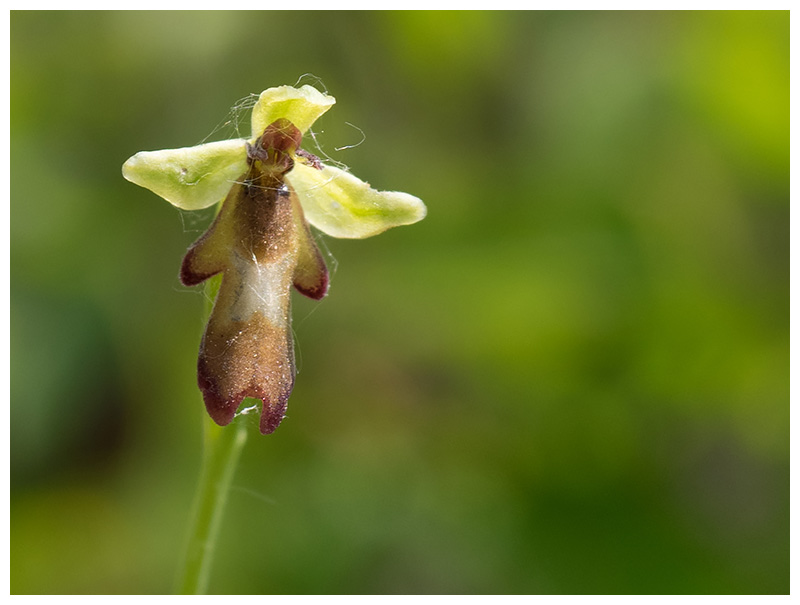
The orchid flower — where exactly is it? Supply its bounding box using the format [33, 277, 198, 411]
[122, 85, 426, 434]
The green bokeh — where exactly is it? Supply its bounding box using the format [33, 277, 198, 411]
[11, 10, 788, 594]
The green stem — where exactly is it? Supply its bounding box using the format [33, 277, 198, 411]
[176, 271, 245, 594]
[176, 414, 248, 594]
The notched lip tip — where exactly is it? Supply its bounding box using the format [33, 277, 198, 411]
[259, 423, 280, 435]
[197, 372, 239, 427]
[199, 377, 292, 435]
[258, 397, 290, 435]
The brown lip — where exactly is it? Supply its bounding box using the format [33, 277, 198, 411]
[179, 118, 329, 434]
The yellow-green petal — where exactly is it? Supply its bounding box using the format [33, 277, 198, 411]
[286, 162, 427, 239]
[122, 139, 248, 211]
[250, 85, 335, 138]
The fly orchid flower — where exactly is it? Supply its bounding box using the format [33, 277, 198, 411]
[122, 85, 426, 434]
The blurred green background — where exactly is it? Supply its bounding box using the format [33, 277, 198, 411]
[11, 10, 788, 594]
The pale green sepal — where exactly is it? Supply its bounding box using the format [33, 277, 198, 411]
[122, 139, 248, 211]
[250, 85, 336, 138]
[286, 162, 427, 239]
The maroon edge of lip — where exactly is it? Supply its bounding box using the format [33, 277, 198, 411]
[198, 359, 295, 435]
[294, 270, 329, 300]
[180, 247, 219, 287]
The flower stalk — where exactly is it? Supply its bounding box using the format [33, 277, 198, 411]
[176, 412, 248, 594]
